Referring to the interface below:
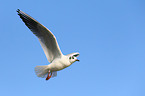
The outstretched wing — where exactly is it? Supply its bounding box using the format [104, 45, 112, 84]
[17, 9, 63, 63]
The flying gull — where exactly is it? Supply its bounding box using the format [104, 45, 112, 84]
[17, 9, 80, 80]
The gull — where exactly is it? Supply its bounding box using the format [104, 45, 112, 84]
[17, 9, 80, 80]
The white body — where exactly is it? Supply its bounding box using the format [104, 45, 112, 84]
[17, 9, 79, 79]
[49, 55, 71, 71]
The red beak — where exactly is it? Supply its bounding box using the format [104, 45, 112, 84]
[76, 59, 80, 62]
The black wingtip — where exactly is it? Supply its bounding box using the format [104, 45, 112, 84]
[17, 9, 20, 13]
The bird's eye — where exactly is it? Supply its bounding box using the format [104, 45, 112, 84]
[72, 56, 74, 59]
[69, 57, 71, 59]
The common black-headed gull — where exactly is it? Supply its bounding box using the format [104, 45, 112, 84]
[17, 9, 80, 80]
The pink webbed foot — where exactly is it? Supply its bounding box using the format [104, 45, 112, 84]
[46, 70, 52, 80]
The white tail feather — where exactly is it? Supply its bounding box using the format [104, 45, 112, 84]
[35, 65, 49, 78]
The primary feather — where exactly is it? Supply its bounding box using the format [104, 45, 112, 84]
[17, 9, 62, 63]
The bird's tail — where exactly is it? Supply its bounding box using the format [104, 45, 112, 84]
[35, 65, 49, 78]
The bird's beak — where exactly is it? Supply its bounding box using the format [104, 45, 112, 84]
[76, 59, 80, 62]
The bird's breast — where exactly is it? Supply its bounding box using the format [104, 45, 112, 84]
[49, 58, 71, 71]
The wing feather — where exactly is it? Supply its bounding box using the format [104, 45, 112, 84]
[17, 9, 62, 63]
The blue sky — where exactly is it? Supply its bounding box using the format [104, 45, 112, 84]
[0, 0, 145, 96]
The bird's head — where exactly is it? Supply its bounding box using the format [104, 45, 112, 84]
[67, 52, 80, 64]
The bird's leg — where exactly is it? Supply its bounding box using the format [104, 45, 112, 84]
[46, 70, 52, 80]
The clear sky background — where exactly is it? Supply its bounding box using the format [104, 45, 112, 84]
[0, 0, 145, 96]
